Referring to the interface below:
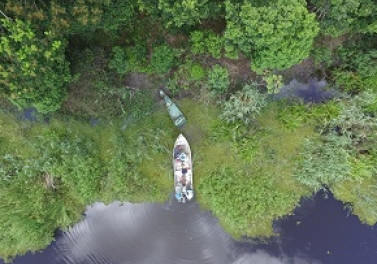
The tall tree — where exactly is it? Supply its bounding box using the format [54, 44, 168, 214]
[224, 0, 319, 73]
[0, 18, 71, 113]
[310, 0, 377, 36]
[158, 0, 222, 28]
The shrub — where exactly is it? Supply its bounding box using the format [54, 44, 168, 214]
[101, 133, 163, 202]
[221, 83, 267, 124]
[332, 148, 377, 225]
[199, 166, 299, 237]
[188, 63, 205, 81]
[277, 100, 341, 129]
[333, 70, 363, 92]
[224, 0, 319, 73]
[207, 65, 230, 93]
[34, 127, 103, 203]
[295, 90, 377, 192]
[262, 72, 283, 94]
[150, 44, 176, 74]
[333, 176, 377, 225]
[158, 0, 221, 28]
[310, 0, 377, 36]
[0, 125, 103, 260]
[0, 19, 71, 113]
[312, 46, 334, 68]
[109, 45, 148, 75]
[205, 32, 224, 59]
[0, 156, 80, 261]
[294, 136, 352, 191]
[190, 31, 206, 55]
[324, 92, 377, 152]
[190, 30, 224, 59]
[166, 60, 205, 95]
[333, 46, 377, 92]
[210, 120, 260, 162]
[109, 46, 128, 74]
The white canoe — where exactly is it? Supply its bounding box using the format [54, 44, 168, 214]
[173, 134, 194, 203]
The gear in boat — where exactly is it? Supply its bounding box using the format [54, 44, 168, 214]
[173, 134, 194, 203]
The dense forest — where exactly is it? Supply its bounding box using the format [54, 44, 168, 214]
[0, 0, 376, 261]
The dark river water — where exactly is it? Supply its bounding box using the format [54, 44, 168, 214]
[1, 191, 376, 264]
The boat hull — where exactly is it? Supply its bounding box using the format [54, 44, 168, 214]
[173, 134, 193, 203]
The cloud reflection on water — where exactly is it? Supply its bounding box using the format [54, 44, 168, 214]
[57, 201, 320, 264]
[234, 251, 322, 264]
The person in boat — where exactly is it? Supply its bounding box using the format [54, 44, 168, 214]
[176, 192, 182, 201]
[179, 152, 187, 162]
[181, 175, 186, 186]
[181, 192, 187, 203]
[174, 145, 184, 159]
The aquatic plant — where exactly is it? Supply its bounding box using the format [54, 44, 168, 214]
[199, 166, 300, 237]
[221, 84, 266, 125]
[293, 136, 352, 191]
[277, 100, 340, 129]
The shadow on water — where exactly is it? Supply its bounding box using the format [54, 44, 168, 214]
[1, 194, 376, 264]
[275, 79, 340, 103]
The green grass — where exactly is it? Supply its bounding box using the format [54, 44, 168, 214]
[103, 100, 317, 238]
[333, 178, 377, 225]
[243, 107, 315, 236]
[2, 97, 373, 259]
[122, 100, 225, 197]
[277, 100, 341, 129]
[255, 106, 315, 191]
[332, 150, 377, 225]
[0, 111, 33, 157]
[156, 102, 317, 238]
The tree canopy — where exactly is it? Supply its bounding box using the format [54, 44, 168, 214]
[0, 19, 70, 113]
[310, 0, 377, 36]
[158, 0, 222, 28]
[224, 0, 319, 73]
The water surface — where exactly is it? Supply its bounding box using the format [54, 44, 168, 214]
[1, 192, 376, 264]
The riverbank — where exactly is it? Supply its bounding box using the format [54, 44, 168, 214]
[1, 88, 376, 260]
[1, 2, 377, 259]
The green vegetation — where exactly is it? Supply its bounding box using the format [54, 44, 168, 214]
[0, 19, 71, 113]
[1, 0, 377, 261]
[150, 44, 176, 74]
[295, 91, 377, 220]
[109, 45, 148, 75]
[199, 106, 315, 237]
[262, 72, 284, 94]
[311, 0, 377, 36]
[333, 46, 377, 92]
[167, 59, 206, 94]
[294, 136, 352, 191]
[221, 84, 266, 125]
[190, 30, 224, 59]
[224, 0, 319, 72]
[109, 44, 176, 75]
[158, 0, 221, 28]
[207, 65, 230, 94]
[277, 100, 341, 129]
[188, 63, 205, 81]
[0, 113, 171, 260]
[65, 47, 155, 120]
